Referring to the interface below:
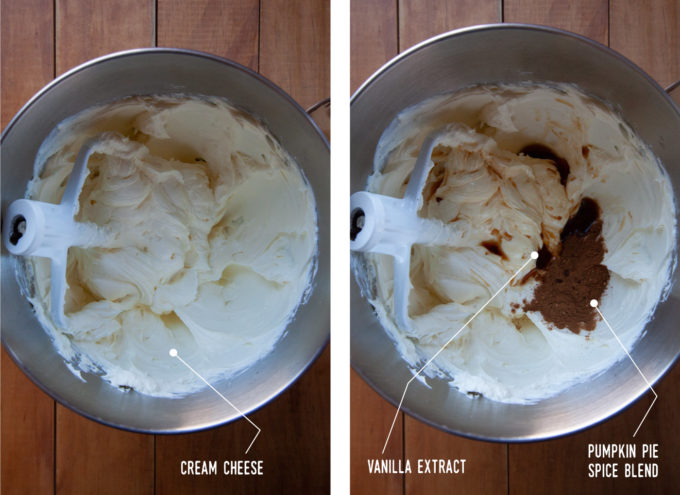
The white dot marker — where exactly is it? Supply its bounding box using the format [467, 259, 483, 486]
[590, 299, 598, 308]
[169, 348, 178, 357]
[530, 251, 539, 260]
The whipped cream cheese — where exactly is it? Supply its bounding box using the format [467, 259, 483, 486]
[25, 96, 317, 397]
[363, 84, 676, 403]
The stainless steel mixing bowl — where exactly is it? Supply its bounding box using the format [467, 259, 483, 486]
[1, 48, 329, 432]
[351, 24, 680, 441]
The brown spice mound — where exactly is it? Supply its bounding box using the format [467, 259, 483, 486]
[523, 198, 610, 333]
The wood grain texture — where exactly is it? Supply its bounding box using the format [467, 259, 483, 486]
[157, 0, 259, 70]
[404, 420, 507, 495]
[398, 0, 500, 51]
[0, 353, 55, 495]
[509, 366, 680, 494]
[156, 348, 330, 494]
[260, 0, 330, 109]
[53, 2, 156, 493]
[350, 0, 397, 93]
[611, 0, 680, 87]
[55, 0, 155, 75]
[504, 0, 608, 44]
[350, 370, 403, 495]
[0, 0, 54, 126]
[55, 410, 154, 494]
[1, 1, 55, 494]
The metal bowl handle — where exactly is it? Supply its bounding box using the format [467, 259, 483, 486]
[667, 80, 680, 105]
[306, 98, 330, 141]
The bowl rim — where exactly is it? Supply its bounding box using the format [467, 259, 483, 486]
[1, 47, 330, 434]
[2, 47, 330, 149]
[350, 22, 680, 442]
[352, 22, 679, 113]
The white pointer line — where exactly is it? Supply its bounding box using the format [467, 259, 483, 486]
[591, 300, 658, 437]
[170, 348, 261, 454]
[381, 251, 538, 455]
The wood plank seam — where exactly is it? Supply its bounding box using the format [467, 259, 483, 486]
[607, 0, 610, 47]
[402, 417, 406, 495]
[153, 0, 158, 46]
[506, 443, 509, 495]
[53, 0, 57, 79]
[257, 0, 261, 72]
[54, 401, 57, 495]
[395, 0, 400, 57]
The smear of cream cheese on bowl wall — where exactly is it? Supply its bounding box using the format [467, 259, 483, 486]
[23, 96, 318, 397]
[361, 84, 676, 404]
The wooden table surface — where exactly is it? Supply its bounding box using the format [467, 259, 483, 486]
[351, 1, 680, 494]
[0, 1, 329, 494]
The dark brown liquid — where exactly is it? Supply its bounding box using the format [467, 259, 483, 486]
[518, 244, 553, 284]
[520, 143, 570, 186]
[561, 197, 599, 240]
[481, 240, 508, 260]
[520, 198, 600, 284]
[535, 244, 553, 269]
